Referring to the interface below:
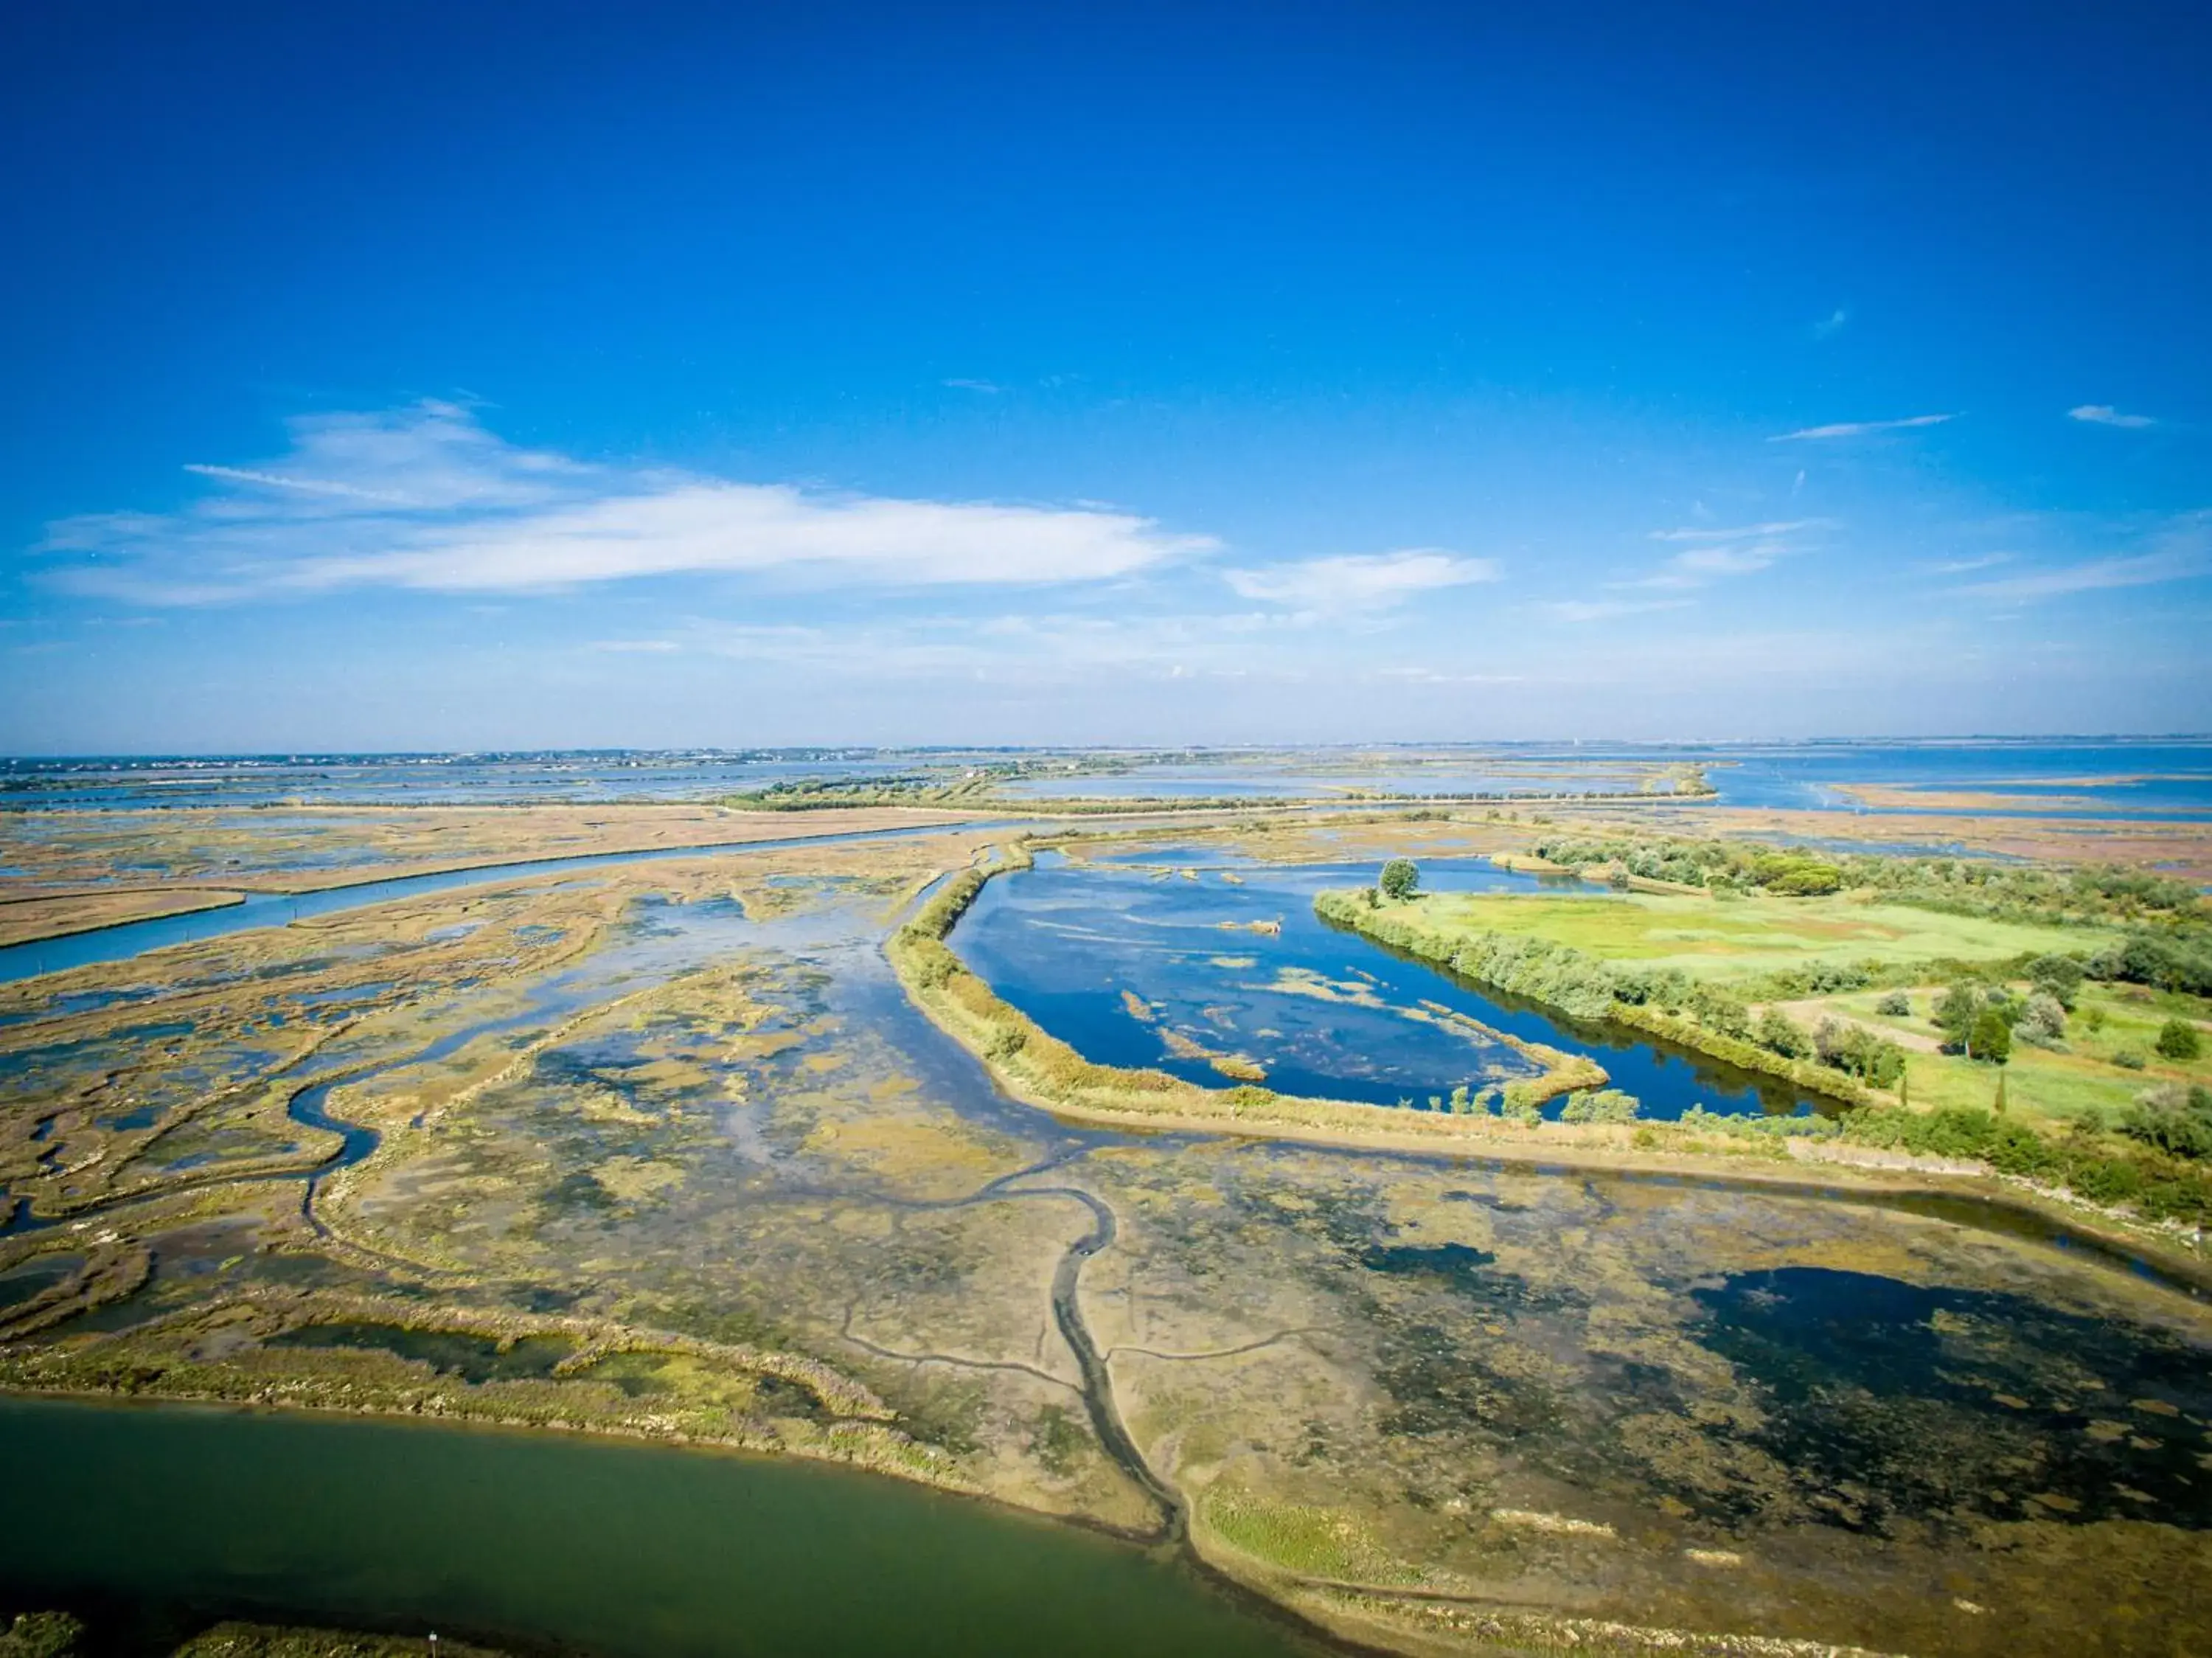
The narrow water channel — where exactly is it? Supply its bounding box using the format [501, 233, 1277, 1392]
[0, 819, 1032, 985]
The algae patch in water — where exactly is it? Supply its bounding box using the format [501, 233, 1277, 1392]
[1691, 1265, 2212, 1531]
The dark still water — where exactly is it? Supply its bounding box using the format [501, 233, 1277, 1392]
[0, 1397, 1311, 1658]
[956, 851, 1823, 1118]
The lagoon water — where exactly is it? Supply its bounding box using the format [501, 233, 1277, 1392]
[957, 850, 1821, 1117]
[0, 1397, 1312, 1658]
[10, 739, 2208, 817]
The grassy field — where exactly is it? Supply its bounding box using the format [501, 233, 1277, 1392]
[1394, 883, 2208, 1134]
[1412, 887, 2101, 983]
[1784, 980, 2212, 1129]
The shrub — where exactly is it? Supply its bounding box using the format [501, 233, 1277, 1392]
[2028, 954, 2084, 1010]
[2113, 1049, 2146, 1070]
[1689, 983, 1750, 1036]
[2155, 1018, 2202, 1061]
[1754, 857, 1846, 896]
[2020, 992, 2068, 1045]
[1812, 1017, 1907, 1087]
[1875, 989, 1912, 1017]
[1559, 1089, 1641, 1124]
[1754, 1007, 1805, 1058]
[2121, 1084, 2212, 1159]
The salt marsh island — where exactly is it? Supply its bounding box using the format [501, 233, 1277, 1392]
[4, 766, 2210, 1657]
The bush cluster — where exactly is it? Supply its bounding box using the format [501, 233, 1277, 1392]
[1842, 1104, 2212, 1224]
[1558, 1088, 1641, 1124]
[1527, 831, 2205, 932]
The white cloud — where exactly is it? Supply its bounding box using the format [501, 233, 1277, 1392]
[1222, 549, 1500, 612]
[942, 378, 1004, 394]
[1812, 308, 1849, 339]
[38, 402, 1214, 604]
[588, 639, 682, 653]
[2067, 404, 2156, 429]
[1769, 413, 1955, 442]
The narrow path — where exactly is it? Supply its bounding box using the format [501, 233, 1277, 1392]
[838, 1301, 1082, 1394]
[1107, 1327, 1331, 1364]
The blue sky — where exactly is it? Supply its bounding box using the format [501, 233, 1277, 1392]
[4, 1, 2207, 752]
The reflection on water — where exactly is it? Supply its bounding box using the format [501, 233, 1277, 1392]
[957, 850, 1821, 1117]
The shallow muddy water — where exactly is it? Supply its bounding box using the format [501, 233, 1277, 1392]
[0, 1396, 1313, 1658]
[956, 850, 1824, 1117]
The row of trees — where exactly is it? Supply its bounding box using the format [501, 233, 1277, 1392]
[1525, 830, 2205, 927]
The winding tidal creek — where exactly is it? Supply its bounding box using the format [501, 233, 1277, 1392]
[4, 822, 2210, 1657]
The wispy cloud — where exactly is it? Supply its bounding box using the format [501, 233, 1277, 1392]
[1649, 519, 1831, 544]
[1920, 552, 2014, 575]
[37, 403, 1216, 604]
[180, 464, 414, 503]
[1769, 413, 1955, 442]
[588, 639, 682, 653]
[1812, 308, 1849, 340]
[942, 378, 1004, 394]
[1537, 598, 1693, 624]
[2067, 404, 2156, 429]
[1952, 514, 2209, 601]
[1223, 549, 1500, 613]
[1618, 519, 1829, 590]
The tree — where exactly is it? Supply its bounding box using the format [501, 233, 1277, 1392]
[1968, 1005, 2013, 1064]
[1379, 859, 1420, 901]
[1934, 983, 1982, 1049]
[2156, 1018, 2202, 1061]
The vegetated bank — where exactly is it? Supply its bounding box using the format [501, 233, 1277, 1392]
[887, 843, 1615, 1148]
[1316, 835, 2212, 1249]
[886, 839, 2212, 1281]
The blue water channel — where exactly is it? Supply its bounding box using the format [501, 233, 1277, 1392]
[0, 821, 1031, 986]
[956, 850, 1825, 1119]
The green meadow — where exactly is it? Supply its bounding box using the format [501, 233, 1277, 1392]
[1413, 888, 2101, 984]
[1792, 981, 2212, 1129]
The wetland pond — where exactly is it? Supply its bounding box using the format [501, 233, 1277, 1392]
[957, 849, 1825, 1117]
[0, 1395, 1315, 1658]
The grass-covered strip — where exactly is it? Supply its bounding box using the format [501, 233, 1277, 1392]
[888, 847, 1606, 1140]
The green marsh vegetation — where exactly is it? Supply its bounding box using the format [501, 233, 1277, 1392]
[7, 805, 2212, 1658]
[1319, 840, 2212, 1240]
